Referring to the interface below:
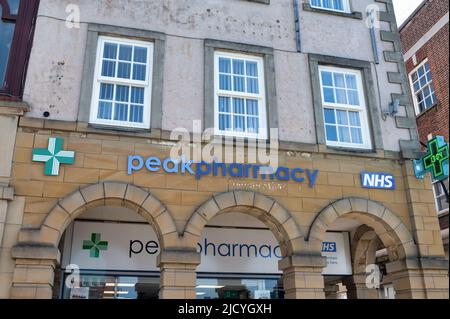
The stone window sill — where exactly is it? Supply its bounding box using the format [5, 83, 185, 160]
[244, 0, 270, 4]
[303, 3, 362, 20]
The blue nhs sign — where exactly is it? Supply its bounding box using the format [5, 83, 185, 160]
[322, 242, 337, 252]
[361, 172, 395, 190]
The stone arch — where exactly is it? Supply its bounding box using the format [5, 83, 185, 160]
[183, 190, 303, 257]
[307, 197, 418, 261]
[351, 225, 383, 273]
[17, 182, 178, 250]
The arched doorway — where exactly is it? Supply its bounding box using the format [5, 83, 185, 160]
[308, 197, 418, 299]
[195, 212, 285, 299]
[10, 182, 178, 299]
[182, 190, 320, 300]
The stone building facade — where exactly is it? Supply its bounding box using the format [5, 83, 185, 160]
[0, 0, 448, 299]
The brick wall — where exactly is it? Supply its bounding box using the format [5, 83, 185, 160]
[400, 0, 449, 53]
[400, 0, 449, 144]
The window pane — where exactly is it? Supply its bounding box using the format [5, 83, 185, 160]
[338, 126, 351, 143]
[233, 98, 245, 114]
[333, 0, 343, 11]
[247, 100, 259, 116]
[234, 116, 245, 131]
[425, 96, 433, 108]
[219, 96, 230, 112]
[130, 105, 144, 123]
[311, 0, 321, 7]
[132, 64, 146, 81]
[233, 76, 245, 92]
[115, 85, 129, 102]
[7, 0, 21, 14]
[426, 71, 432, 83]
[119, 45, 132, 61]
[246, 61, 258, 77]
[334, 73, 346, 88]
[351, 127, 363, 144]
[247, 117, 259, 133]
[133, 47, 147, 63]
[326, 125, 338, 142]
[321, 71, 333, 86]
[420, 75, 427, 87]
[336, 110, 348, 125]
[219, 114, 231, 131]
[219, 74, 232, 90]
[114, 103, 128, 121]
[323, 88, 335, 103]
[233, 60, 245, 75]
[97, 101, 112, 120]
[219, 58, 231, 73]
[103, 43, 117, 59]
[347, 90, 360, 105]
[101, 60, 116, 77]
[323, 0, 332, 9]
[418, 66, 425, 78]
[348, 111, 361, 126]
[99, 83, 114, 100]
[345, 74, 357, 89]
[413, 81, 420, 93]
[324, 108, 336, 124]
[247, 78, 259, 94]
[336, 88, 347, 104]
[131, 87, 144, 104]
[117, 62, 131, 79]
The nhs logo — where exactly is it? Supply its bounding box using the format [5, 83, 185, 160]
[361, 172, 395, 190]
[322, 242, 337, 252]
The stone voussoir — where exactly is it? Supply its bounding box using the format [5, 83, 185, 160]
[332, 198, 352, 216]
[234, 190, 255, 206]
[213, 192, 237, 210]
[58, 190, 86, 215]
[104, 182, 127, 199]
[80, 183, 105, 204]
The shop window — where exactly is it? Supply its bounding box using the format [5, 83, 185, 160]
[319, 66, 372, 150]
[432, 178, 449, 215]
[62, 273, 160, 299]
[409, 60, 437, 115]
[214, 51, 268, 139]
[196, 277, 283, 300]
[0, 0, 39, 99]
[89, 36, 154, 129]
[309, 0, 350, 13]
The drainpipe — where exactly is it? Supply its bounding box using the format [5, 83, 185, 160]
[293, 0, 302, 52]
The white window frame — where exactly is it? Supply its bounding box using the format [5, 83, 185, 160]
[319, 65, 372, 150]
[310, 0, 351, 13]
[214, 51, 268, 139]
[408, 59, 437, 116]
[432, 178, 449, 216]
[89, 36, 154, 129]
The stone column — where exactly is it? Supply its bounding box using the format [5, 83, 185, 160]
[10, 245, 60, 299]
[157, 249, 201, 299]
[324, 283, 340, 299]
[279, 254, 327, 299]
[343, 274, 379, 299]
[387, 257, 449, 299]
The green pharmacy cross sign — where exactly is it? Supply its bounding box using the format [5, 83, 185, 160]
[414, 136, 449, 181]
[83, 233, 109, 258]
[32, 137, 75, 176]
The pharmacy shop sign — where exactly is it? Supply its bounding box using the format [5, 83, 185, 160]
[127, 156, 320, 187]
[65, 221, 352, 275]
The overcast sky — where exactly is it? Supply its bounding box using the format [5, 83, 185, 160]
[392, 0, 425, 26]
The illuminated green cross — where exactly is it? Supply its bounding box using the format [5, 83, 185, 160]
[83, 233, 108, 258]
[32, 137, 75, 176]
[423, 138, 449, 180]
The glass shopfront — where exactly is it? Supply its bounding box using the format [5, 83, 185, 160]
[62, 272, 160, 299]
